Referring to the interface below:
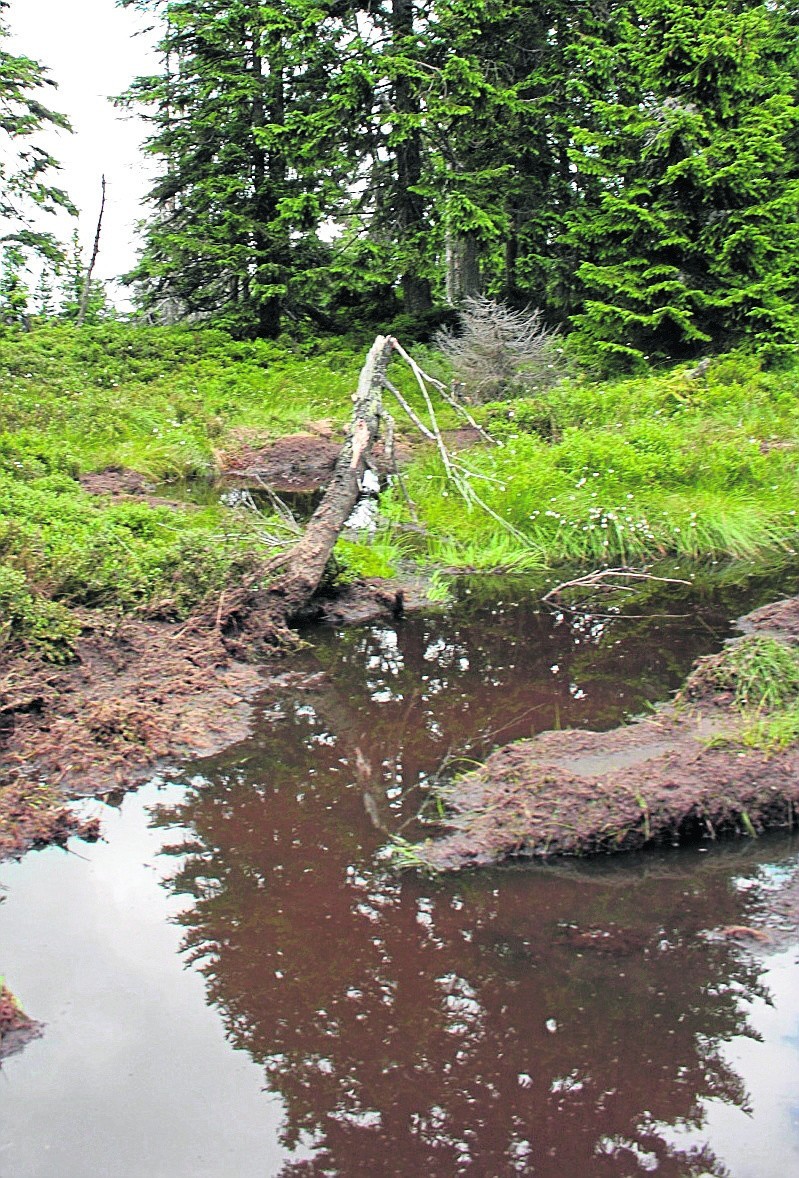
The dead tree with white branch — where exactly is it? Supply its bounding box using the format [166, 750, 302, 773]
[248, 331, 531, 637]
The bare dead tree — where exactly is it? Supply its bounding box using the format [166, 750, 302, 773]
[434, 295, 563, 402]
[254, 334, 532, 632]
[76, 175, 106, 327]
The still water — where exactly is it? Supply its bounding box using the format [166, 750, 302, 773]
[2, 574, 799, 1177]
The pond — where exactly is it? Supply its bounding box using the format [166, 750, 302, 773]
[2, 568, 799, 1176]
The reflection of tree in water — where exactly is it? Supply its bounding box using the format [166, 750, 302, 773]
[153, 751, 772, 1176]
[295, 594, 742, 809]
[149, 592, 790, 1176]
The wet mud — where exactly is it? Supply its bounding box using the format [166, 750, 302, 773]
[218, 431, 343, 494]
[215, 425, 480, 494]
[0, 613, 265, 856]
[78, 466, 201, 510]
[411, 595, 799, 871]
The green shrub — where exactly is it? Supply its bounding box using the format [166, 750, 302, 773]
[0, 565, 81, 662]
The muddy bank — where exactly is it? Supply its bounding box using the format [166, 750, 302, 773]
[0, 572, 435, 859]
[406, 596, 799, 871]
[0, 607, 265, 859]
[216, 425, 480, 493]
[217, 431, 343, 493]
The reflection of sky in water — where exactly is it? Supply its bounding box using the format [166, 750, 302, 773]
[661, 950, 799, 1178]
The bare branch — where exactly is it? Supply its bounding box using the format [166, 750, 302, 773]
[543, 569, 692, 604]
[76, 175, 106, 327]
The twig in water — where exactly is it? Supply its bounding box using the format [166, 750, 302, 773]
[543, 568, 691, 604]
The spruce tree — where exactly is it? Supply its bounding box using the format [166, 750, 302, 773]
[121, 0, 348, 337]
[563, 0, 799, 367]
[0, 245, 30, 325]
[0, 0, 74, 265]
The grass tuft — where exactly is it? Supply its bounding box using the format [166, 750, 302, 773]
[709, 636, 799, 711]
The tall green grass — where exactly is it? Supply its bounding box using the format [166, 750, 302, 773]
[385, 352, 799, 570]
[704, 635, 799, 754]
[0, 322, 366, 480]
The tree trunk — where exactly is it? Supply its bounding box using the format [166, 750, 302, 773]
[251, 10, 285, 339]
[76, 175, 106, 327]
[446, 231, 481, 303]
[263, 336, 393, 623]
[391, 0, 432, 314]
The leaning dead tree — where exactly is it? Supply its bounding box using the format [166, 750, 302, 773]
[258, 334, 513, 631]
[263, 335, 393, 622]
[76, 175, 107, 328]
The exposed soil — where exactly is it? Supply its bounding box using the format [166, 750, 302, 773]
[79, 467, 156, 497]
[217, 432, 343, 493]
[409, 595, 799, 871]
[0, 983, 42, 1062]
[0, 570, 436, 861]
[78, 466, 205, 510]
[0, 605, 267, 858]
[215, 426, 480, 493]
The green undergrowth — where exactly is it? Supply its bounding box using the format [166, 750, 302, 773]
[384, 351, 799, 571]
[0, 470, 271, 660]
[0, 564, 80, 663]
[332, 534, 406, 582]
[704, 635, 799, 753]
[0, 322, 369, 480]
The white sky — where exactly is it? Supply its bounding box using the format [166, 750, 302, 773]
[6, 0, 159, 298]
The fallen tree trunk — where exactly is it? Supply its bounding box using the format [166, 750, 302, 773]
[238, 329, 507, 638]
[263, 335, 393, 624]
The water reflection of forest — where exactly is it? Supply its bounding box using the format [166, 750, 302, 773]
[156, 762, 782, 1177]
[147, 588, 799, 1176]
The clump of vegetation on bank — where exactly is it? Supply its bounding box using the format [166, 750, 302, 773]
[0, 780, 100, 858]
[0, 972, 43, 1060]
[692, 635, 799, 754]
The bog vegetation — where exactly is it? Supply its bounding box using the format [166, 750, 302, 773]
[1, 320, 799, 663]
[1, 1, 799, 663]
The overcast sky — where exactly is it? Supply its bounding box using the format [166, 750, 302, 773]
[7, 0, 159, 296]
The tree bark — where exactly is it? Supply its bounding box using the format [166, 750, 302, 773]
[263, 335, 393, 623]
[391, 0, 432, 314]
[446, 231, 481, 303]
[76, 175, 106, 327]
